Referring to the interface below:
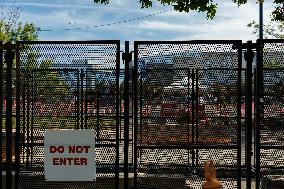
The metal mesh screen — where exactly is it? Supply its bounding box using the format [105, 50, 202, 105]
[17, 41, 120, 189]
[257, 41, 284, 189]
[134, 41, 242, 189]
[197, 69, 239, 145]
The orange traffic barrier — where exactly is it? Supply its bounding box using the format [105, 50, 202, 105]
[203, 160, 223, 189]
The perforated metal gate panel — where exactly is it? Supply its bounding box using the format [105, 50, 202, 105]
[256, 40, 284, 189]
[134, 41, 242, 189]
[16, 41, 120, 189]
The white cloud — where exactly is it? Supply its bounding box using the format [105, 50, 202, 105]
[138, 21, 191, 31]
[5, 0, 275, 43]
[134, 0, 268, 42]
[6, 2, 95, 10]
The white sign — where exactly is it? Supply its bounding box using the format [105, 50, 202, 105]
[44, 130, 96, 181]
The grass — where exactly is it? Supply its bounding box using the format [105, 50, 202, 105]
[1, 116, 17, 129]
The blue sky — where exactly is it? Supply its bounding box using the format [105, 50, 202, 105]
[1, 0, 274, 45]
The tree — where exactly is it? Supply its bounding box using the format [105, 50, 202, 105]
[94, 0, 284, 21]
[247, 20, 284, 39]
[0, 3, 38, 97]
[0, 3, 70, 99]
[0, 3, 38, 43]
[33, 59, 70, 99]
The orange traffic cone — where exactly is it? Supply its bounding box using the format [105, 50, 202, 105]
[203, 160, 223, 189]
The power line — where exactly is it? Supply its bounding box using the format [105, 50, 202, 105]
[38, 9, 172, 32]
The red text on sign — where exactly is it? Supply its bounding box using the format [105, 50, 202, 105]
[53, 157, 88, 165]
[68, 146, 90, 153]
[50, 146, 64, 153]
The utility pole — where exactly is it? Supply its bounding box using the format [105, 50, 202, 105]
[259, 1, 263, 39]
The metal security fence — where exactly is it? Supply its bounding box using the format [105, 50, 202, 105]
[0, 46, 3, 189]
[15, 41, 121, 189]
[0, 39, 284, 189]
[255, 39, 284, 189]
[1, 47, 17, 189]
[133, 41, 243, 189]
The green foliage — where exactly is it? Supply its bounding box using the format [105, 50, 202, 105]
[0, 20, 38, 43]
[29, 59, 70, 98]
[272, 1, 284, 22]
[2, 117, 16, 129]
[247, 20, 284, 39]
[0, 3, 38, 43]
[39, 59, 53, 69]
[11, 22, 38, 42]
[95, 0, 218, 19]
[0, 3, 70, 98]
[264, 59, 281, 69]
[94, 0, 284, 21]
[25, 52, 39, 70]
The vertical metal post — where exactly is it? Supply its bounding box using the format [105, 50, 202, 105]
[0, 45, 3, 189]
[186, 69, 190, 170]
[133, 42, 138, 189]
[259, 2, 263, 39]
[115, 42, 120, 189]
[191, 70, 195, 170]
[80, 70, 84, 130]
[22, 79, 26, 166]
[131, 69, 134, 169]
[30, 73, 34, 166]
[119, 86, 122, 143]
[237, 43, 243, 189]
[15, 46, 21, 189]
[96, 89, 100, 140]
[76, 71, 80, 130]
[138, 70, 142, 167]
[84, 70, 88, 129]
[5, 48, 14, 189]
[26, 75, 30, 167]
[245, 41, 254, 189]
[255, 40, 263, 189]
[123, 41, 130, 189]
[195, 70, 199, 169]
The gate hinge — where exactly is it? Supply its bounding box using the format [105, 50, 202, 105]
[122, 52, 132, 61]
[0, 43, 20, 50]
